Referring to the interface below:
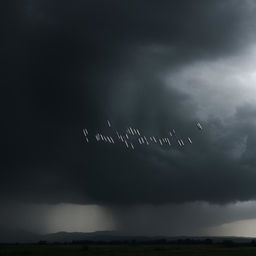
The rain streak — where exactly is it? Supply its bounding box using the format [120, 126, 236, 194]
[82, 120, 203, 150]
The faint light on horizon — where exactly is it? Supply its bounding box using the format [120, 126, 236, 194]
[207, 218, 256, 237]
[1, 203, 116, 234]
[44, 204, 115, 234]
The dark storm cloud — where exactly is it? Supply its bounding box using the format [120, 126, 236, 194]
[109, 201, 256, 236]
[2, 0, 256, 205]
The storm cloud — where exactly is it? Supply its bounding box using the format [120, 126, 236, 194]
[3, 0, 256, 214]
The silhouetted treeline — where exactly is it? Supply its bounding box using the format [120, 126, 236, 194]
[34, 238, 256, 247]
[1, 238, 256, 246]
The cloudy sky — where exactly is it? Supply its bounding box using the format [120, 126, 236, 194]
[3, 0, 256, 237]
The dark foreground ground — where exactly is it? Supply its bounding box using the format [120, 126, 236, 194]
[1, 244, 256, 256]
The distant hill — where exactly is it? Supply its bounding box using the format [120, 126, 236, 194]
[0, 228, 256, 244]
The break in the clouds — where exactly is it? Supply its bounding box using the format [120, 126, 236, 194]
[3, 0, 256, 235]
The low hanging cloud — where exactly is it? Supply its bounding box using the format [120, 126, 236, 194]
[2, 0, 256, 209]
[110, 201, 256, 236]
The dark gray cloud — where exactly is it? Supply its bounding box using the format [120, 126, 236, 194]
[2, 0, 256, 208]
[109, 201, 256, 236]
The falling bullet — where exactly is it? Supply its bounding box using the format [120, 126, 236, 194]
[83, 121, 198, 150]
[144, 137, 149, 145]
[196, 122, 203, 130]
[83, 129, 87, 137]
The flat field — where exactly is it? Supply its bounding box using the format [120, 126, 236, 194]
[1, 244, 256, 256]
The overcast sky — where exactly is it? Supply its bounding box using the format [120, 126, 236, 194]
[3, 0, 256, 237]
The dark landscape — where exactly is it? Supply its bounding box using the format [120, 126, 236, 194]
[2, 231, 256, 256]
[2, 240, 256, 256]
